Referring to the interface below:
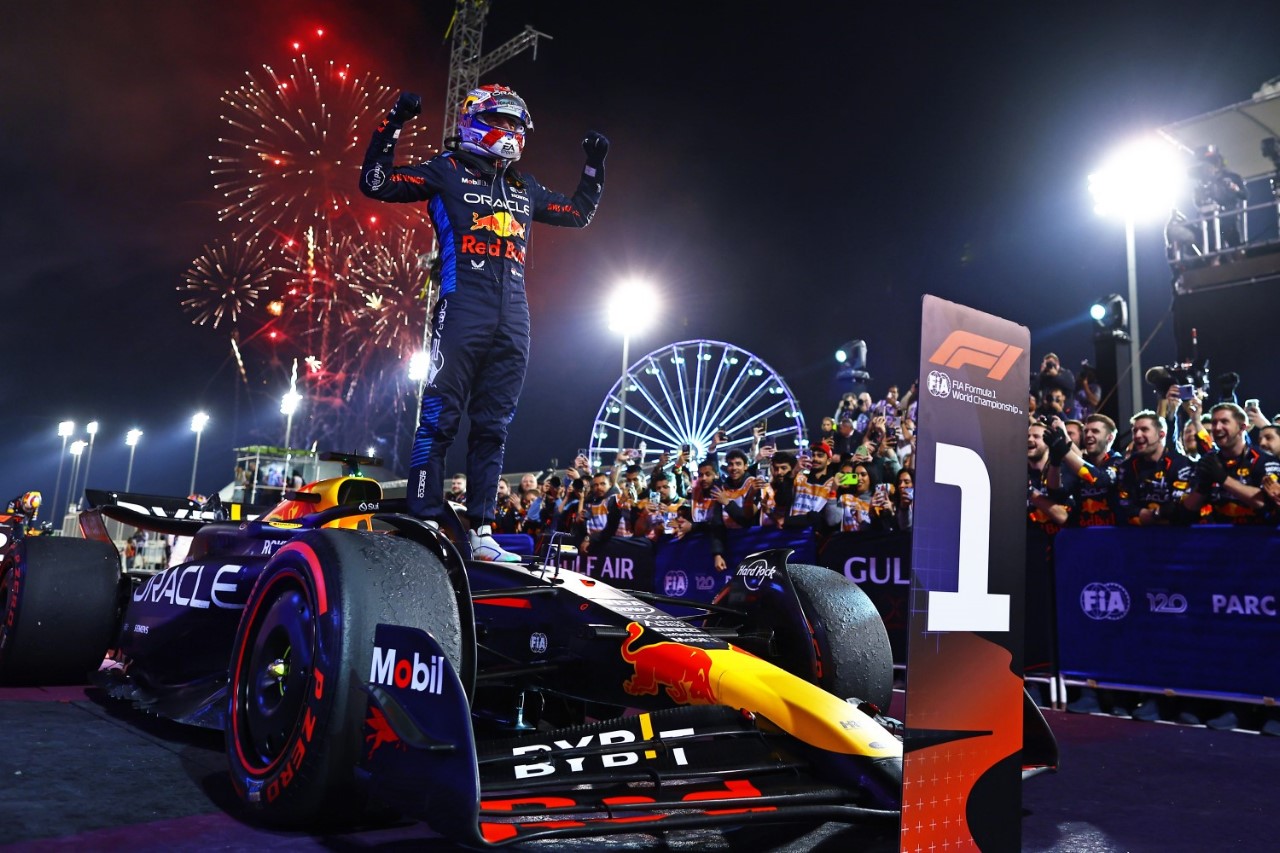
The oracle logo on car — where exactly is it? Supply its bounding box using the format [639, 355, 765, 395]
[369, 646, 444, 694]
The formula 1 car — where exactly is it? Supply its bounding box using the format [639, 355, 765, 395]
[0, 453, 1053, 845]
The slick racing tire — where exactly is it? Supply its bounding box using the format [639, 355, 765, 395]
[0, 537, 120, 685]
[226, 529, 462, 827]
[783, 563, 894, 713]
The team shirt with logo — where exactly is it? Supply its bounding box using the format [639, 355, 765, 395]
[1115, 451, 1195, 525]
[1199, 447, 1280, 524]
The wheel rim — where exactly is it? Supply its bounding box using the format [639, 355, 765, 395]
[235, 577, 316, 770]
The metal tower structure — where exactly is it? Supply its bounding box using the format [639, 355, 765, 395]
[407, 2, 552, 448]
[440, 1, 551, 147]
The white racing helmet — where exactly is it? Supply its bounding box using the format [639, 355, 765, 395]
[458, 84, 532, 161]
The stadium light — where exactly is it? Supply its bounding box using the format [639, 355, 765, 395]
[125, 429, 143, 492]
[52, 420, 75, 520]
[1089, 294, 1127, 331]
[79, 421, 100, 501]
[606, 280, 660, 456]
[1088, 136, 1183, 415]
[190, 412, 209, 495]
[407, 350, 430, 382]
[67, 440, 87, 516]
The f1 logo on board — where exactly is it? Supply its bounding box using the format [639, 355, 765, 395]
[369, 646, 444, 694]
[928, 331, 1024, 381]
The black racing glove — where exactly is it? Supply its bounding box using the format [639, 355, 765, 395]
[387, 91, 422, 125]
[1197, 452, 1228, 488]
[582, 131, 609, 169]
[1044, 425, 1070, 465]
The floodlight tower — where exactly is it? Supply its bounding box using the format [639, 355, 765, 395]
[439, 2, 552, 147]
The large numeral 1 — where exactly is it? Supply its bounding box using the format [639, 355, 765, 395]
[927, 442, 1010, 632]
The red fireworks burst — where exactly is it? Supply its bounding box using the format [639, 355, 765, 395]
[210, 55, 436, 241]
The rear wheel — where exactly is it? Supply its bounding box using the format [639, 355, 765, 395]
[226, 529, 462, 826]
[0, 536, 120, 685]
[782, 564, 894, 712]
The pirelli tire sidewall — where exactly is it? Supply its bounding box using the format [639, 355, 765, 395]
[0, 536, 120, 685]
[225, 528, 462, 827]
[786, 563, 895, 713]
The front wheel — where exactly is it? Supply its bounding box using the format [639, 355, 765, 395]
[226, 529, 462, 826]
[781, 564, 894, 712]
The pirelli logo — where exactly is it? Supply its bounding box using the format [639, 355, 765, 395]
[928, 331, 1023, 381]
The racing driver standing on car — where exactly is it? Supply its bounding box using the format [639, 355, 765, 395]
[360, 86, 606, 561]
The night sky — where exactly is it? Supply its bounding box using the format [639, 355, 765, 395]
[3, 0, 1279, 513]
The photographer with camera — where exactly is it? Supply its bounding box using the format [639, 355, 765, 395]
[859, 414, 904, 485]
[1035, 353, 1076, 407]
[1191, 144, 1247, 251]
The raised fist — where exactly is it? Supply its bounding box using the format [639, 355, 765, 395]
[388, 91, 422, 124]
[582, 130, 609, 167]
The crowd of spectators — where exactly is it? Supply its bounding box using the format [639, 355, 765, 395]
[481, 382, 922, 567]
[465, 353, 1279, 735]
[1028, 352, 1280, 735]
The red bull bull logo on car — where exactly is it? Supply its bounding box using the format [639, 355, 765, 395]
[619, 622, 717, 705]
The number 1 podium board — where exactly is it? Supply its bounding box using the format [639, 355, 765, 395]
[901, 296, 1030, 853]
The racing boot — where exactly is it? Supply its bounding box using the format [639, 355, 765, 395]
[469, 524, 521, 562]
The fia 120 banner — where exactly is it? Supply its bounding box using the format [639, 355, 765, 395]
[901, 295, 1030, 853]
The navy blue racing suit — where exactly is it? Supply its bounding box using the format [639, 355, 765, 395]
[359, 121, 603, 524]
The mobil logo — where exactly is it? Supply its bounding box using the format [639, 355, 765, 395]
[369, 646, 445, 694]
[1080, 582, 1130, 621]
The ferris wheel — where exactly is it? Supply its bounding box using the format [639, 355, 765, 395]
[587, 340, 807, 469]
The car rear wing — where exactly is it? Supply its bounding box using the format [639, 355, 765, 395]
[84, 489, 272, 537]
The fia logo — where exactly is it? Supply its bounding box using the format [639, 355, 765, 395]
[927, 370, 952, 399]
[1081, 582, 1131, 621]
[662, 570, 688, 597]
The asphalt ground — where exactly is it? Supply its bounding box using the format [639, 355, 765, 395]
[2, 686, 1275, 852]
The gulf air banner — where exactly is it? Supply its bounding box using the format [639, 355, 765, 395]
[902, 296, 1030, 852]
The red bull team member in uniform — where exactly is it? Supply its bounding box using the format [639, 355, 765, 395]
[1115, 411, 1197, 525]
[1177, 403, 1280, 524]
[1045, 414, 1123, 527]
[360, 86, 606, 561]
